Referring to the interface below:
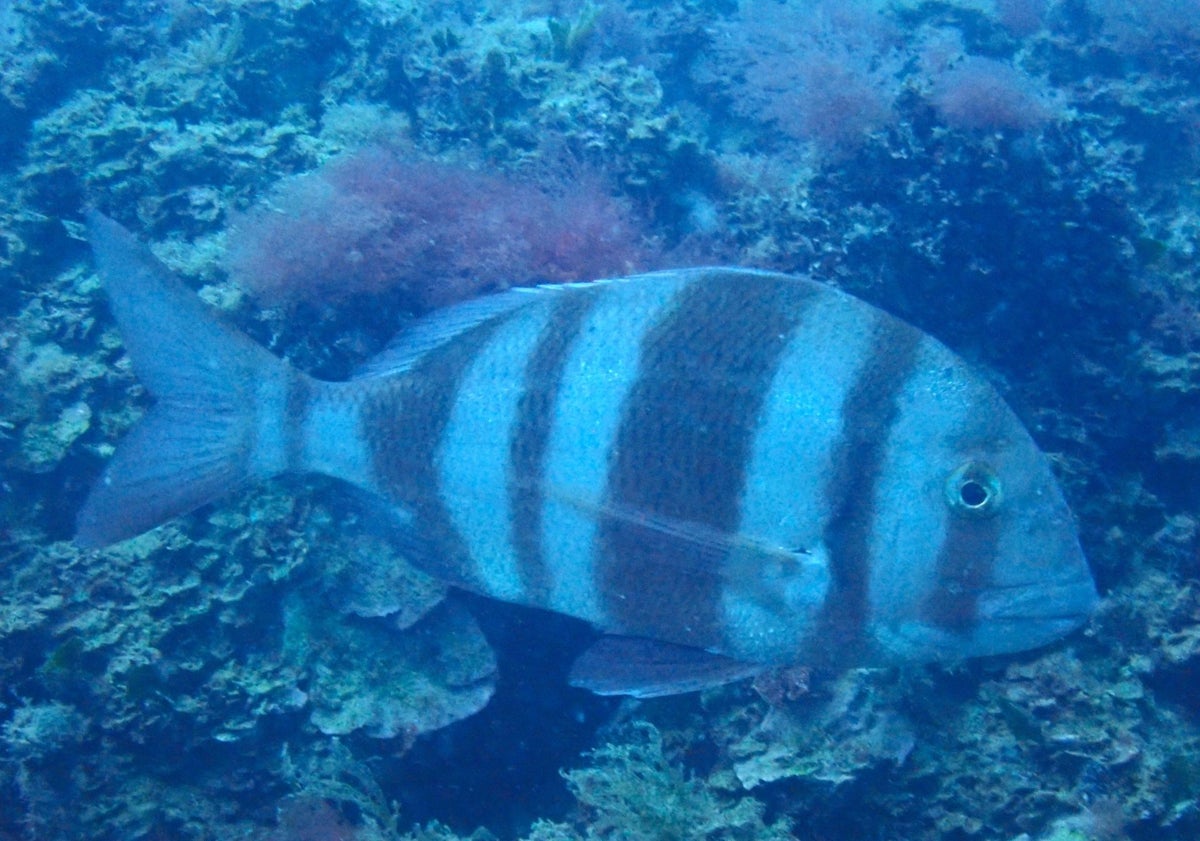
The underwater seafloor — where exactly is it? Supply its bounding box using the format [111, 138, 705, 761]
[1, 0, 1199, 839]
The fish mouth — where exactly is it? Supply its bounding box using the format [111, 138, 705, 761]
[977, 576, 1100, 626]
[880, 576, 1099, 663]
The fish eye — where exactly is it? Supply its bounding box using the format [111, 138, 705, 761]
[945, 461, 1002, 517]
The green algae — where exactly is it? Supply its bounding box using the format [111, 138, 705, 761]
[547, 4, 601, 67]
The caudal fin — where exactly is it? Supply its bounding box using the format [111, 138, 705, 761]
[76, 212, 296, 548]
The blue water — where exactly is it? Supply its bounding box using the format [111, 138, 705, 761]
[1, 1, 1198, 839]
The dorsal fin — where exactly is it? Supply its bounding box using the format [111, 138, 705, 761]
[350, 270, 736, 380]
[352, 280, 626, 380]
[353, 286, 543, 379]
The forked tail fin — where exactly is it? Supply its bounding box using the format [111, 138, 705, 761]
[76, 212, 297, 548]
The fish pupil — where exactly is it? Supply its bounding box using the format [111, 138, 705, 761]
[945, 461, 1002, 517]
[959, 480, 989, 508]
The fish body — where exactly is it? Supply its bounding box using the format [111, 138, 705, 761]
[77, 213, 1097, 696]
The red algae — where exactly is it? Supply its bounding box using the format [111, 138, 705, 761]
[225, 147, 649, 310]
[930, 56, 1056, 132]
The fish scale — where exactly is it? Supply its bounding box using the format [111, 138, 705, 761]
[77, 212, 1099, 698]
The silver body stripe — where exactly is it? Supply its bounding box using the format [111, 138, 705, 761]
[436, 302, 555, 604]
[540, 275, 695, 623]
[866, 337, 962, 656]
[249, 369, 292, 479]
[300, 382, 373, 488]
[722, 292, 878, 663]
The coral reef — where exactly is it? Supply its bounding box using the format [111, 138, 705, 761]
[2, 0, 1200, 839]
[553, 722, 792, 841]
[0, 488, 494, 838]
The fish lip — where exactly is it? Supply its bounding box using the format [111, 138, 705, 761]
[977, 576, 1099, 625]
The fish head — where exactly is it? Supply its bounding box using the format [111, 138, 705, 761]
[865, 358, 1098, 665]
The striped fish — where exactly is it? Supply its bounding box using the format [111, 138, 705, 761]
[77, 213, 1098, 697]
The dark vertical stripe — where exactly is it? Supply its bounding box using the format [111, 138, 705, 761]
[508, 290, 601, 602]
[923, 516, 1000, 632]
[812, 322, 923, 664]
[598, 271, 816, 649]
[362, 317, 513, 588]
